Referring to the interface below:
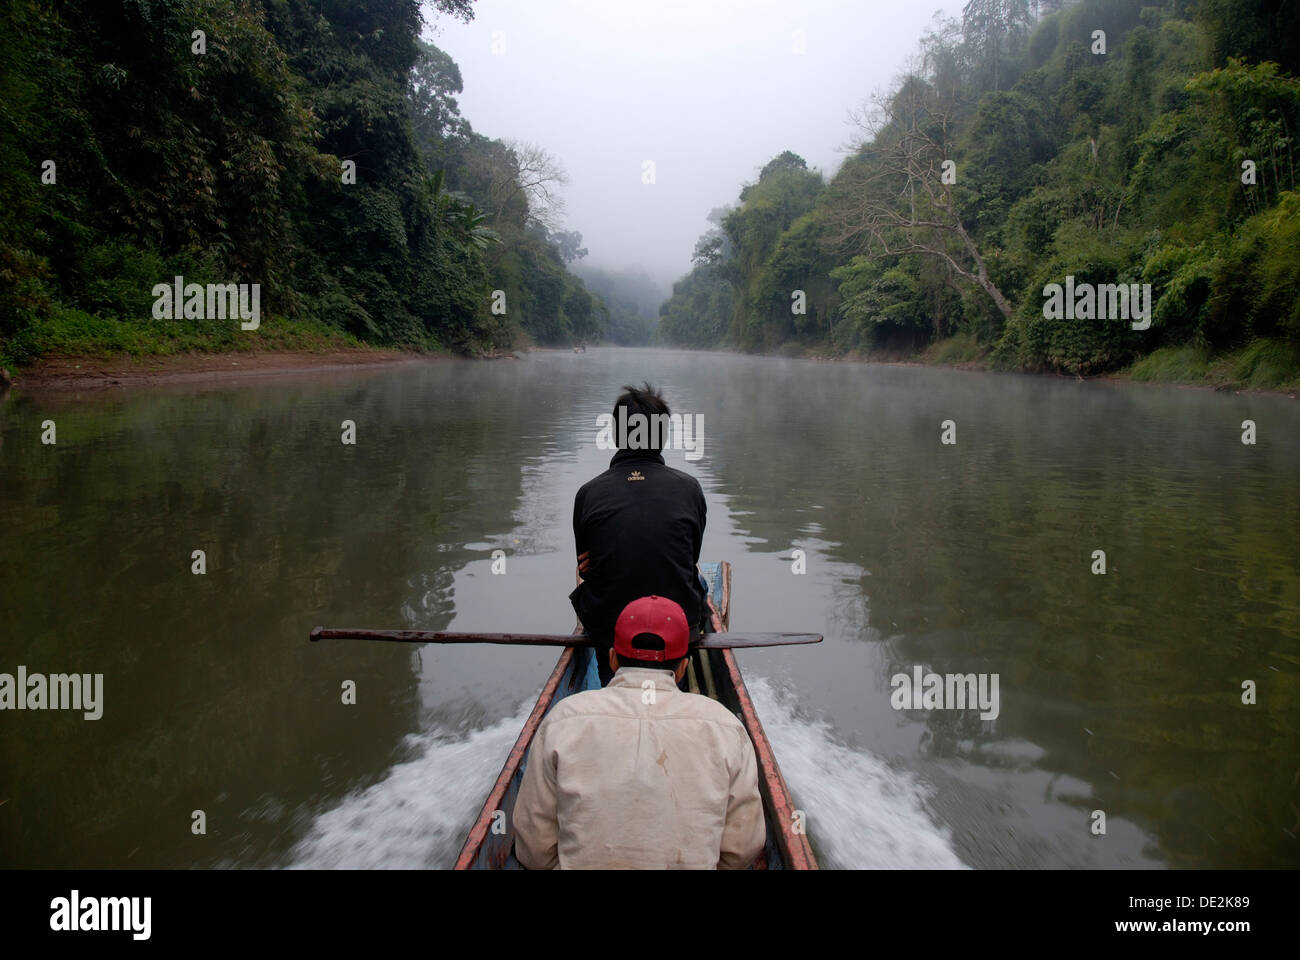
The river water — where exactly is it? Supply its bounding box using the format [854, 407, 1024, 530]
[2, 347, 1297, 868]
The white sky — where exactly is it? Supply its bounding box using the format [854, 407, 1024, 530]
[428, 0, 969, 286]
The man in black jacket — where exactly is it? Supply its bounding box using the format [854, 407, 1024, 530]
[570, 383, 711, 684]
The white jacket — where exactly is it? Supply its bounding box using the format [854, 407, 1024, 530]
[513, 666, 766, 869]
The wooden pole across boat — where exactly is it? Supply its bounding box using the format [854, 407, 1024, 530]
[314, 562, 821, 870]
[309, 626, 820, 649]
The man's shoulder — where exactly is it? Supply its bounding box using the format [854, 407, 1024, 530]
[576, 460, 701, 495]
[658, 462, 704, 491]
[639, 460, 703, 503]
[541, 687, 628, 723]
[576, 465, 619, 495]
[542, 685, 745, 731]
[535, 688, 637, 738]
[686, 686, 748, 733]
[677, 691, 749, 731]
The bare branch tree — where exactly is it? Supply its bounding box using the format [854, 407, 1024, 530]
[465, 138, 569, 231]
[503, 139, 568, 231]
[828, 78, 1013, 320]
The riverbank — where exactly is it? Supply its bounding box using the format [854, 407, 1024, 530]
[3, 347, 446, 392]
[793, 334, 1300, 398]
[9, 335, 1297, 397]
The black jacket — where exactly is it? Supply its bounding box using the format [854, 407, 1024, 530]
[569, 448, 708, 642]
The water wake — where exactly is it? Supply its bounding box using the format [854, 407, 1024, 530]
[289, 678, 964, 870]
[747, 676, 966, 869]
[287, 703, 533, 869]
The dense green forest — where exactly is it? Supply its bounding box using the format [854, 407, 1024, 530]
[6, 0, 1297, 383]
[0, 0, 608, 367]
[658, 0, 1300, 388]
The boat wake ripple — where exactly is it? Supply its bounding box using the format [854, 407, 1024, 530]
[288, 678, 965, 870]
[746, 676, 967, 869]
[287, 703, 534, 869]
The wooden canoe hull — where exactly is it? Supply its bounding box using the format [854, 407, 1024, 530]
[453, 561, 817, 870]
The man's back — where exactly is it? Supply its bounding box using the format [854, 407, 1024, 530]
[570, 448, 708, 642]
[513, 666, 766, 870]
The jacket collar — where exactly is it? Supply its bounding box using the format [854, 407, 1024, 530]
[610, 448, 665, 468]
[609, 666, 678, 692]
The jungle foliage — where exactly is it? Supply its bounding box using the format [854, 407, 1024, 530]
[0, 0, 605, 365]
[658, 0, 1300, 384]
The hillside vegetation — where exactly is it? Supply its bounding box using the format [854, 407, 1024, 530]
[658, 0, 1300, 389]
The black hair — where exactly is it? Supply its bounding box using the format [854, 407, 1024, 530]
[615, 632, 686, 672]
[613, 382, 670, 453]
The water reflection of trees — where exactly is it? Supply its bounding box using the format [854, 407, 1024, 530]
[701, 358, 1300, 867]
[0, 364, 554, 866]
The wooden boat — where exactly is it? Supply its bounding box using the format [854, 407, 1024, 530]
[453, 561, 818, 870]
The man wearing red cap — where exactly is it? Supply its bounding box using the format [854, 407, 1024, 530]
[513, 596, 765, 870]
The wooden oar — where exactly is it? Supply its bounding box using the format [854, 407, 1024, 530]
[310, 626, 821, 649]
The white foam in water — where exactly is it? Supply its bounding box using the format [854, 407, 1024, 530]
[288, 702, 534, 869]
[289, 678, 965, 870]
[746, 676, 967, 869]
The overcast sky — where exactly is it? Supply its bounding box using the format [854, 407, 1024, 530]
[429, 0, 969, 287]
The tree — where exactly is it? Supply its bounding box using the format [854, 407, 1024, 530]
[723, 153, 824, 345]
[499, 139, 568, 230]
[759, 150, 809, 179]
[548, 229, 588, 264]
[409, 41, 470, 158]
[830, 78, 1013, 320]
[691, 233, 724, 266]
[428, 0, 477, 23]
[960, 0, 1037, 92]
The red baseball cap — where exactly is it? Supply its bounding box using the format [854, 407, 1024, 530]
[613, 596, 690, 662]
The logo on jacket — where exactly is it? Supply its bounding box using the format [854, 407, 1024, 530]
[627, 470, 645, 482]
